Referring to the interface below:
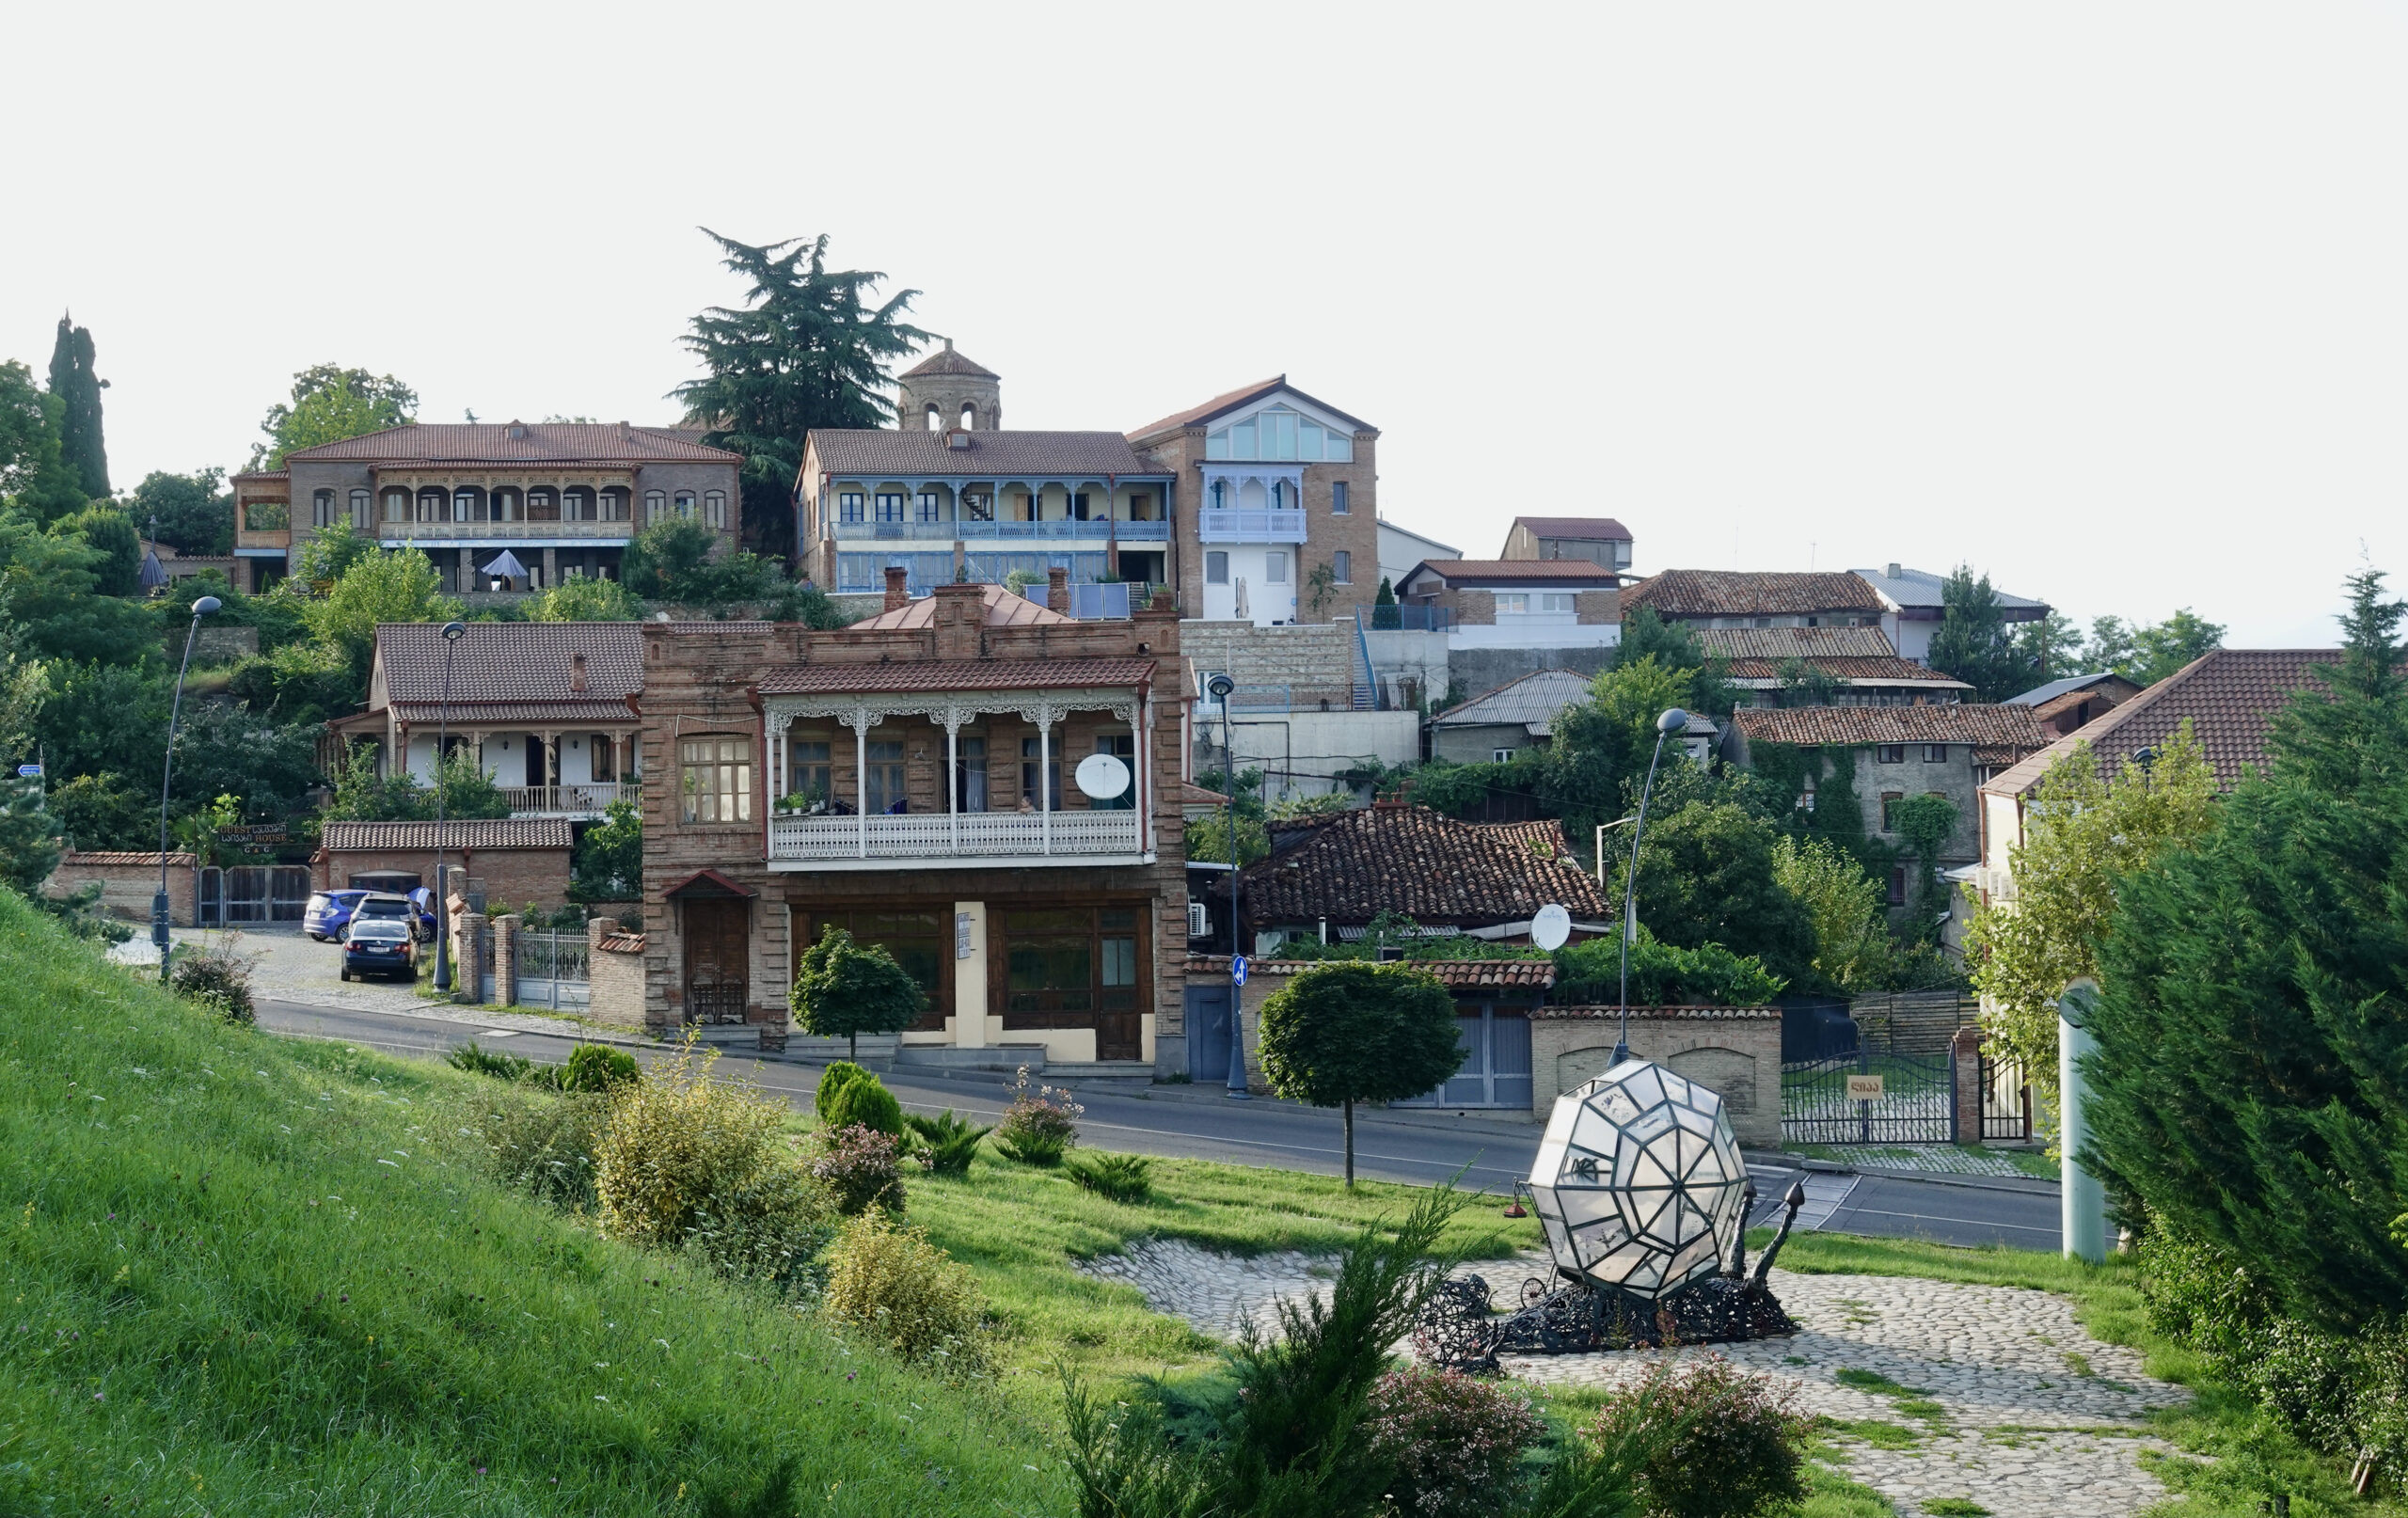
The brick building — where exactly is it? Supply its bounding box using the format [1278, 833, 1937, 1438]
[1393, 560, 1623, 631]
[1693, 626, 1972, 708]
[1501, 515, 1634, 572]
[313, 818, 575, 909]
[635, 574, 1190, 1071]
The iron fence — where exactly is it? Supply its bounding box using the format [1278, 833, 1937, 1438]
[514, 928, 590, 1010]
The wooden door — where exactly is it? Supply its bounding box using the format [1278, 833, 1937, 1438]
[682, 898, 749, 1023]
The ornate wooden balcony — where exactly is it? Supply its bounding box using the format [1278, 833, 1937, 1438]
[767, 808, 1141, 869]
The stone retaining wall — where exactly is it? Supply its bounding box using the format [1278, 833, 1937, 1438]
[1529, 1006, 1783, 1147]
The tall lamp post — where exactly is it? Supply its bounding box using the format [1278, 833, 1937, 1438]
[1612, 706, 1691, 1066]
[1205, 673, 1249, 1099]
[431, 621, 467, 994]
[155, 595, 223, 982]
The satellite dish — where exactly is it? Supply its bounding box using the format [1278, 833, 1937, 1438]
[1075, 752, 1132, 801]
[1531, 903, 1571, 952]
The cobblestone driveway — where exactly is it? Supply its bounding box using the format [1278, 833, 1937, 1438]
[1077, 1240, 2189, 1517]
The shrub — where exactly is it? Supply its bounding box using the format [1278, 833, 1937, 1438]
[809, 1122, 906, 1216]
[593, 1036, 805, 1254]
[821, 1068, 904, 1138]
[561, 1043, 641, 1093]
[1063, 1150, 1153, 1204]
[1363, 1366, 1546, 1518]
[903, 1110, 991, 1177]
[169, 941, 256, 1024]
[679, 1170, 834, 1297]
[994, 1065, 1082, 1165]
[815, 1060, 871, 1121]
[447, 1040, 533, 1083]
[1587, 1354, 1807, 1518]
[821, 1210, 990, 1376]
[461, 1089, 612, 1212]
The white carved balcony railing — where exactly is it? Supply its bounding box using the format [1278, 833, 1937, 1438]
[501, 782, 638, 814]
[1196, 508, 1308, 544]
[768, 808, 1141, 864]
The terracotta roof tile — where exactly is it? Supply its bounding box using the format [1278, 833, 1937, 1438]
[1623, 569, 1887, 616]
[1531, 1004, 1781, 1020]
[59, 850, 197, 867]
[1983, 649, 2344, 799]
[596, 931, 645, 954]
[847, 583, 1070, 630]
[757, 657, 1156, 695]
[1723, 656, 1971, 686]
[1403, 559, 1624, 586]
[1694, 625, 1895, 659]
[388, 700, 636, 725]
[1732, 704, 2048, 750]
[897, 343, 999, 380]
[1185, 954, 1556, 991]
[321, 819, 572, 851]
[287, 422, 737, 465]
[378, 623, 643, 708]
[1511, 516, 1633, 542]
[808, 429, 1164, 478]
[1240, 806, 1611, 926]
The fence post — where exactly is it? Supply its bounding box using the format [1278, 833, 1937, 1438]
[1951, 1025, 1984, 1145]
[493, 914, 519, 1007]
[1858, 1040, 1871, 1145]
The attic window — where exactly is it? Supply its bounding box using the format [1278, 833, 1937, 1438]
[946, 429, 972, 451]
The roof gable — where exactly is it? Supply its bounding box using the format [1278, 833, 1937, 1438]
[1431, 669, 1595, 731]
[898, 342, 999, 380]
[1398, 560, 1623, 593]
[847, 583, 1071, 630]
[1852, 564, 2049, 616]
[1984, 649, 2342, 798]
[804, 430, 1162, 479]
[1127, 377, 1374, 441]
[286, 422, 737, 466]
[1623, 570, 1887, 617]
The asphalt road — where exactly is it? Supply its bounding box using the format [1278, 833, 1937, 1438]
[254, 997, 2062, 1252]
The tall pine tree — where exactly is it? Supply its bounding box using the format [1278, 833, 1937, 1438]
[671, 230, 931, 560]
[45, 315, 108, 498]
[1925, 564, 2027, 701]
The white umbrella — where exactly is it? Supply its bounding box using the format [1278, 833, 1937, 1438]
[481, 550, 529, 584]
[1233, 575, 1250, 619]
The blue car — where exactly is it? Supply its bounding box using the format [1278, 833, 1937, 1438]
[305, 890, 365, 942]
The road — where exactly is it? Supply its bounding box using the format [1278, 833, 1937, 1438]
[255, 997, 2062, 1252]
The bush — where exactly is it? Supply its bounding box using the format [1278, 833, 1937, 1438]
[169, 941, 256, 1024]
[447, 1039, 534, 1083]
[815, 1060, 871, 1120]
[820, 1067, 904, 1137]
[1587, 1354, 1807, 1518]
[821, 1210, 990, 1376]
[461, 1088, 612, 1212]
[904, 1110, 991, 1177]
[995, 1066, 1082, 1165]
[1063, 1150, 1153, 1204]
[809, 1122, 907, 1216]
[1364, 1366, 1546, 1518]
[562, 1043, 641, 1093]
[1551, 928, 1786, 1008]
[593, 1036, 816, 1266]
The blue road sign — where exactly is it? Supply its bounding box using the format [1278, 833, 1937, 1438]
[1231, 955, 1248, 987]
[16, 765, 39, 778]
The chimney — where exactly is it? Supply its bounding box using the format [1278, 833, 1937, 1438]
[1046, 565, 1070, 614]
[883, 565, 911, 612]
[570, 652, 588, 692]
[1886, 562, 1902, 580]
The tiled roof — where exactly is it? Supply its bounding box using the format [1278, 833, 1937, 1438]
[286, 422, 737, 465]
[1126, 376, 1374, 440]
[898, 342, 999, 380]
[378, 622, 643, 707]
[1512, 516, 1633, 542]
[1983, 649, 2342, 799]
[1693, 625, 1895, 659]
[596, 931, 645, 955]
[1623, 570, 1887, 617]
[2005, 672, 2131, 705]
[808, 429, 1164, 478]
[59, 850, 197, 866]
[321, 819, 573, 851]
[757, 657, 1156, 695]
[1180, 781, 1232, 807]
[847, 583, 1070, 630]
[388, 700, 636, 725]
[1852, 564, 2050, 617]
[1732, 704, 2049, 750]
[1241, 806, 1612, 925]
[1724, 656, 1971, 687]
[1532, 1004, 1782, 1020]
[1432, 670, 1594, 733]
[1186, 955, 1557, 992]
[2028, 688, 2106, 723]
[1402, 560, 1624, 587]
[1969, 745, 2032, 767]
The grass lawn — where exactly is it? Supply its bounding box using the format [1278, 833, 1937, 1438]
[0, 895, 1063, 1517]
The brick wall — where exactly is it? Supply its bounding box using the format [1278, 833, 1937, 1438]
[1178, 621, 1356, 709]
[1529, 1008, 1783, 1148]
[1133, 417, 1383, 627]
[46, 854, 198, 925]
[317, 845, 572, 910]
[588, 920, 646, 1029]
[1573, 589, 1621, 625]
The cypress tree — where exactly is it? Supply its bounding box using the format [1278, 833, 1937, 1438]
[45, 315, 108, 499]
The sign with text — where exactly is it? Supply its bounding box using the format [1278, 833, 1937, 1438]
[956, 911, 973, 960]
[1845, 1073, 1886, 1103]
[216, 824, 289, 846]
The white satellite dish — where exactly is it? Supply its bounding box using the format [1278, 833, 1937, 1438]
[1074, 752, 1132, 801]
[1531, 903, 1572, 952]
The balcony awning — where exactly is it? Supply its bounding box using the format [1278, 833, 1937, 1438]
[759, 657, 1155, 695]
[388, 700, 638, 725]
[663, 868, 756, 900]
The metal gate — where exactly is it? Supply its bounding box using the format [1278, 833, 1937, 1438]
[1395, 1005, 1533, 1109]
[1782, 1044, 1956, 1144]
[198, 867, 222, 928]
[217, 865, 309, 925]
[1979, 1054, 2035, 1142]
[515, 928, 590, 1010]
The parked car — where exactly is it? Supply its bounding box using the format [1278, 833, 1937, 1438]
[340, 918, 419, 982]
[304, 890, 367, 942]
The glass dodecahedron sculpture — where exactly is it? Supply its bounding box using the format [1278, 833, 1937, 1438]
[1525, 1059, 1750, 1301]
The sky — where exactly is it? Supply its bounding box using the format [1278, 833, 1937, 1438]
[6, 2, 2404, 648]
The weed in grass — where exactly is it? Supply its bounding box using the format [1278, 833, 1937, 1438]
[1815, 1416, 1923, 1449]
[1796, 1447, 1896, 1517]
[1064, 1151, 1154, 1205]
[1831, 1368, 1912, 1396]
[2061, 1350, 2094, 1377]
[1922, 1500, 1993, 1516]
[903, 1110, 991, 1177]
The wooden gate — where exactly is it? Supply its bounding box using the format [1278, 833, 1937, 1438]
[681, 898, 750, 1024]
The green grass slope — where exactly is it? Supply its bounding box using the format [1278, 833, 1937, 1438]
[0, 895, 1060, 1516]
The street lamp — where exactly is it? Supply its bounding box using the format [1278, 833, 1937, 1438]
[431, 621, 467, 994]
[156, 595, 223, 982]
[1612, 706, 1691, 1066]
[1206, 672, 1248, 1099]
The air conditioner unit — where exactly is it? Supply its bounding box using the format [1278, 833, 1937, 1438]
[1188, 902, 1210, 939]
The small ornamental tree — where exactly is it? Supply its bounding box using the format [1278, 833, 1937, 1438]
[1258, 962, 1464, 1186]
[792, 925, 924, 1060]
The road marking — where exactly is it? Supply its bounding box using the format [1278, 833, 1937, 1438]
[1836, 1205, 2059, 1238]
[480, 1031, 521, 1038]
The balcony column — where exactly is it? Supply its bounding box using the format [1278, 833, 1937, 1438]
[848, 704, 872, 859]
[541, 546, 557, 590]
[457, 546, 472, 596]
[943, 706, 962, 856]
[1038, 711, 1053, 856]
[540, 733, 559, 809]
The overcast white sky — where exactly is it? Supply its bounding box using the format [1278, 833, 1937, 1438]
[7, 3, 2403, 646]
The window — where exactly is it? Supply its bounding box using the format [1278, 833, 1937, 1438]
[1797, 770, 1818, 812]
[1265, 551, 1288, 584]
[924, 403, 942, 432]
[1880, 792, 1905, 831]
[1072, 491, 1093, 520]
[673, 490, 697, 518]
[1332, 550, 1351, 584]
[1021, 737, 1061, 810]
[1493, 747, 1516, 764]
[875, 492, 906, 523]
[453, 487, 480, 523]
[1754, 617, 1773, 628]
[705, 490, 727, 528]
[382, 488, 409, 523]
[349, 488, 371, 528]
[644, 490, 667, 523]
[1876, 744, 1906, 764]
[838, 491, 864, 524]
[916, 490, 941, 522]
[1331, 481, 1350, 514]
[527, 488, 558, 522]
[1206, 551, 1229, 585]
[490, 487, 521, 522]
[963, 492, 993, 522]
[679, 736, 752, 824]
[1093, 734, 1136, 811]
[999, 905, 1148, 1028]
[1128, 491, 1153, 521]
[1923, 744, 1948, 763]
[784, 739, 830, 803]
[1204, 403, 1354, 463]
[1541, 593, 1574, 614]
[1887, 867, 1908, 906]
[1496, 593, 1529, 615]
[596, 487, 626, 521]
[590, 735, 618, 783]
[954, 736, 988, 813]
[417, 487, 444, 523]
[864, 738, 907, 814]
[311, 489, 333, 528]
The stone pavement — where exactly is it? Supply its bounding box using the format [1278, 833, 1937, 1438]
[1799, 1143, 2043, 1179]
[1076, 1240, 2188, 1518]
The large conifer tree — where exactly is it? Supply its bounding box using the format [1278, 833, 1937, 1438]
[45, 315, 108, 498]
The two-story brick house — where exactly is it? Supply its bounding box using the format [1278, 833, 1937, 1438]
[273, 421, 741, 595]
[1128, 376, 1382, 627]
[635, 572, 1190, 1073]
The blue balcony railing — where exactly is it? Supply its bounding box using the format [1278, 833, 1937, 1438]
[834, 518, 1170, 542]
